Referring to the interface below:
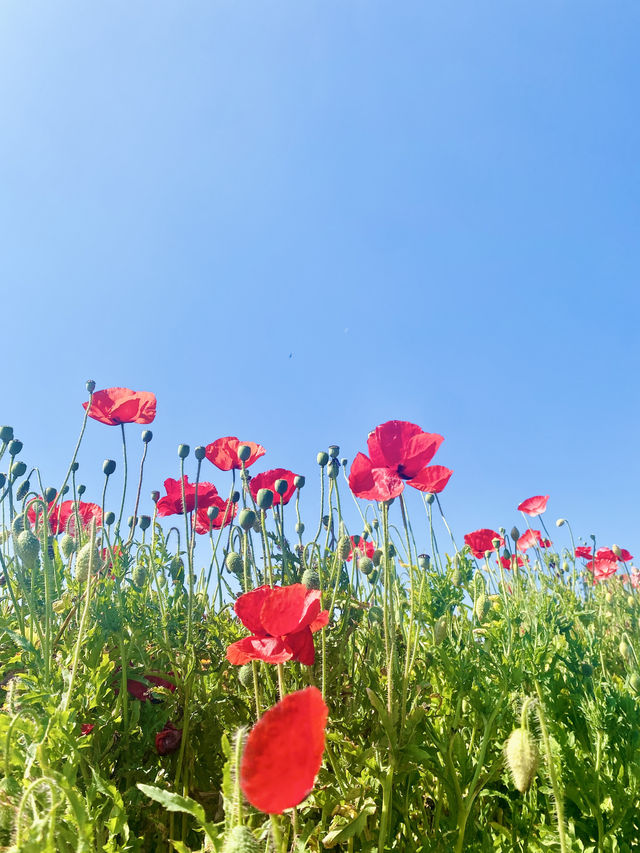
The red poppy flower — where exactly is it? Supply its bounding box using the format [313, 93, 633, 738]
[122, 674, 176, 702]
[80, 724, 94, 736]
[28, 499, 102, 535]
[517, 495, 549, 517]
[193, 495, 237, 534]
[517, 529, 552, 552]
[348, 421, 452, 502]
[346, 536, 376, 562]
[83, 387, 156, 426]
[249, 469, 298, 506]
[575, 546, 593, 560]
[205, 437, 266, 471]
[500, 554, 526, 570]
[155, 722, 182, 756]
[226, 584, 329, 666]
[587, 557, 618, 582]
[156, 476, 219, 516]
[464, 529, 504, 559]
[595, 546, 634, 563]
[241, 686, 328, 814]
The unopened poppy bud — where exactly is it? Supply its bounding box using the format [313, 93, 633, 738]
[62, 485, 70, 495]
[86, 379, 96, 393]
[170, 555, 184, 582]
[424, 493, 435, 505]
[294, 475, 305, 489]
[11, 516, 24, 536]
[238, 664, 253, 689]
[562, 560, 569, 572]
[151, 490, 160, 503]
[619, 640, 631, 661]
[328, 445, 340, 458]
[556, 518, 566, 527]
[451, 566, 462, 586]
[103, 459, 116, 476]
[475, 594, 491, 621]
[418, 554, 430, 570]
[44, 486, 57, 503]
[60, 534, 76, 558]
[505, 728, 538, 793]
[434, 616, 447, 644]
[138, 515, 151, 531]
[256, 488, 273, 510]
[16, 530, 40, 569]
[132, 564, 147, 589]
[222, 825, 261, 853]
[337, 535, 351, 560]
[612, 544, 623, 559]
[359, 557, 374, 575]
[226, 552, 243, 575]
[195, 446, 206, 461]
[510, 527, 520, 543]
[178, 444, 190, 459]
[295, 521, 304, 535]
[15, 480, 30, 502]
[237, 445, 252, 463]
[77, 484, 86, 496]
[75, 543, 100, 584]
[317, 452, 329, 467]
[302, 568, 320, 589]
[231, 490, 240, 504]
[371, 518, 379, 530]
[630, 673, 640, 693]
[11, 462, 26, 481]
[104, 511, 116, 526]
[238, 509, 256, 531]
[207, 505, 219, 521]
[141, 430, 153, 443]
[127, 515, 136, 529]
[327, 459, 339, 479]
[499, 526, 506, 537]
[368, 605, 383, 625]
[274, 479, 288, 496]
[372, 549, 383, 567]
[0, 426, 13, 443]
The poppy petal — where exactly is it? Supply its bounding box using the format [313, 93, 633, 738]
[366, 421, 425, 470]
[284, 626, 316, 665]
[517, 495, 549, 517]
[226, 636, 292, 664]
[241, 686, 328, 814]
[234, 586, 272, 634]
[260, 584, 308, 636]
[308, 609, 329, 633]
[408, 465, 453, 494]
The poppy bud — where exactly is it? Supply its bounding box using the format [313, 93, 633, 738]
[132, 564, 147, 589]
[178, 444, 190, 459]
[60, 534, 76, 559]
[434, 616, 447, 644]
[475, 594, 490, 621]
[418, 554, 430, 570]
[337, 536, 351, 561]
[103, 459, 116, 476]
[127, 515, 136, 529]
[295, 521, 304, 535]
[619, 640, 632, 661]
[232, 490, 240, 504]
[359, 557, 374, 575]
[510, 527, 520, 543]
[505, 728, 538, 793]
[294, 475, 305, 489]
[0, 426, 13, 443]
[11, 461, 26, 478]
[195, 446, 206, 461]
[169, 555, 184, 582]
[142, 430, 153, 443]
[222, 825, 261, 853]
[368, 605, 383, 625]
[44, 487, 57, 503]
[15, 480, 30, 502]
[328, 445, 340, 458]
[252, 517, 262, 533]
[612, 544, 623, 559]
[86, 379, 96, 393]
[256, 489, 273, 511]
[226, 552, 243, 575]
[451, 566, 462, 587]
[499, 526, 506, 537]
[151, 490, 160, 503]
[105, 511, 116, 526]
[207, 505, 219, 521]
[274, 479, 288, 496]
[556, 518, 566, 527]
[630, 673, 640, 693]
[139, 515, 151, 531]
[302, 569, 320, 589]
[16, 530, 40, 569]
[238, 509, 256, 531]
[239, 664, 253, 689]
[75, 543, 101, 584]
[327, 459, 339, 479]
[372, 549, 383, 567]
[78, 484, 86, 496]
[317, 452, 329, 467]
[237, 445, 252, 463]
[11, 516, 25, 537]
[341, 457, 348, 467]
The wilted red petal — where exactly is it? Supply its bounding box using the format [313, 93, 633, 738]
[464, 529, 504, 559]
[226, 636, 292, 664]
[205, 437, 266, 471]
[408, 465, 453, 494]
[241, 686, 328, 814]
[83, 387, 156, 426]
[155, 723, 182, 755]
[145, 675, 176, 692]
[234, 586, 272, 635]
[517, 495, 549, 517]
[249, 469, 298, 506]
[126, 679, 151, 701]
[260, 584, 309, 636]
[80, 724, 94, 736]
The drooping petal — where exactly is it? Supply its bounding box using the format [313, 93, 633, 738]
[517, 495, 549, 517]
[226, 636, 292, 664]
[308, 610, 329, 633]
[284, 626, 316, 665]
[240, 686, 328, 814]
[408, 465, 453, 494]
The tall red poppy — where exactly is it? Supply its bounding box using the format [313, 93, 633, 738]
[346, 536, 376, 562]
[226, 584, 329, 666]
[249, 469, 298, 506]
[241, 686, 328, 814]
[348, 421, 452, 502]
[156, 476, 219, 516]
[205, 437, 266, 471]
[83, 387, 156, 426]
[517, 495, 549, 517]
[517, 529, 551, 552]
[29, 499, 102, 535]
[193, 496, 237, 534]
[464, 529, 504, 559]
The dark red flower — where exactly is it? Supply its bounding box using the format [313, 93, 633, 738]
[80, 724, 94, 736]
[517, 495, 549, 517]
[575, 546, 593, 560]
[226, 584, 329, 666]
[156, 476, 219, 516]
[205, 437, 266, 471]
[346, 536, 376, 562]
[124, 674, 176, 702]
[348, 421, 452, 502]
[464, 529, 504, 559]
[249, 469, 298, 506]
[83, 387, 156, 426]
[193, 495, 237, 534]
[517, 529, 551, 552]
[240, 686, 328, 814]
[155, 722, 182, 756]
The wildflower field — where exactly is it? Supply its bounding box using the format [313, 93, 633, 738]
[1, 384, 639, 853]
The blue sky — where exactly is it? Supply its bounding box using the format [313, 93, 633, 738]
[1, 1, 639, 562]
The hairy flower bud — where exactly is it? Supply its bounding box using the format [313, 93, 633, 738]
[302, 568, 320, 590]
[60, 533, 76, 559]
[16, 530, 40, 569]
[222, 825, 261, 853]
[337, 535, 351, 561]
[295, 521, 304, 535]
[226, 552, 243, 575]
[103, 459, 116, 476]
[239, 664, 253, 689]
[132, 564, 147, 589]
[75, 543, 101, 584]
[475, 594, 490, 621]
[77, 484, 86, 496]
[15, 480, 30, 502]
[505, 728, 538, 793]
[359, 557, 374, 576]
[372, 549, 383, 567]
[232, 490, 240, 504]
[630, 673, 640, 693]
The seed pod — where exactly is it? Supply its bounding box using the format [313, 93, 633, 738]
[194, 446, 206, 461]
[178, 444, 190, 459]
[44, 486, 57, 502]
[372, 549, 383, 567]
[337, 535, 351, 561]
[302, 568, 320, 590]
[103, 459, 116, 476]
[60, 533, 76, 559]
[238, 509, 256, 531]
[132, 564, 147, 589]
[359, 557, 374, 576]
[8, 440, 23, 457]
[505, 728, 538, 793]
[238, 664, 253, 689]
[142, 430, 153, 443]
[274, 479, 288, 496]
[75, 543, 100, 584]
[226, 552, 243, 575]
[317, 452, 329, 467]
[417, 554, 429, 570]
[0, 426, 14, 443]
[294, 475, 305, 489]
[256, 488, 273, 511]
[328, 445, 340, 458]
[16, 530, 40, 569]
[222, 825, 261, 853]
[327, 459, 339, 479]
[104, 511, 116, 526]
[139, 515, 151, 531]
[11, 461, 26, 478]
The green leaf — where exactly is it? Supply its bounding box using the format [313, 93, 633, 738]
[136, 784, 207, 824]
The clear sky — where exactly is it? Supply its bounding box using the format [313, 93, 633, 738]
[1, 1, 639, 560]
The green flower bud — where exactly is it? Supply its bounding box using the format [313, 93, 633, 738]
[434, 616, 447, 644]
[295, 521, 304, 535]
[510, 527, 520, 543]
[337, 535, 351, 561]
[15, 480, 30, 502]
[226, 552, 243, 575]
[629, 673, 640, 693]
[0, 473, 5, 489]
[368, 569, 379, 584]
[237, 445, 252, 462]
[256, 489, 273, 510]
[11, 516, 25, 537]
[139, 515, 151, 531]
[239, 664, 253, 689]
[71, 462, 79, 472]
[44, 486, 57, 502]
[451, 566, 462, 587]
[103, 459, 116, 476]
[232, 490, 240, 504]
[619, 640, 632, 661]
[177, 444, 190, 459]
[368, 605, 383, 625]
[86, 379, 96, 393]
[274, 479, 288, 496]
[505, 728, 538, 793]
[317, 451, 329, 467]
[169, 555, 184, 582]
[612, 544, 623, 559]
[132, 564, 147, 589]
[372, 549, 383, 567]
[359, 557, 374, 575]
[294, 475, 305, 489]
[302, 568, 320, 589]
[127, 515, 136, 529]
[475, 594, 490, 621]
[222, 825, 261, 853]
[238, 509, 256, 531]
[60, 534, 76, 558]
[16, 530, 40, 569]
[562, 561, 569, 572]
[77, 484, 86, 496]
[151, 490, 160, 503]
[194, 446, 206, 460]
[104, 511, 115, 526]
[0, 426, 14, 443]
[141, 430, 153, 443]
[556, 518, 566, 527]
[75, 543, 101, 584]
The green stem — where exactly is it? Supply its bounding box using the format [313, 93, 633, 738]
[534, 682, 568, 853]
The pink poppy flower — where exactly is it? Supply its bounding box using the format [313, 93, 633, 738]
[517, 495, 549, 517]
